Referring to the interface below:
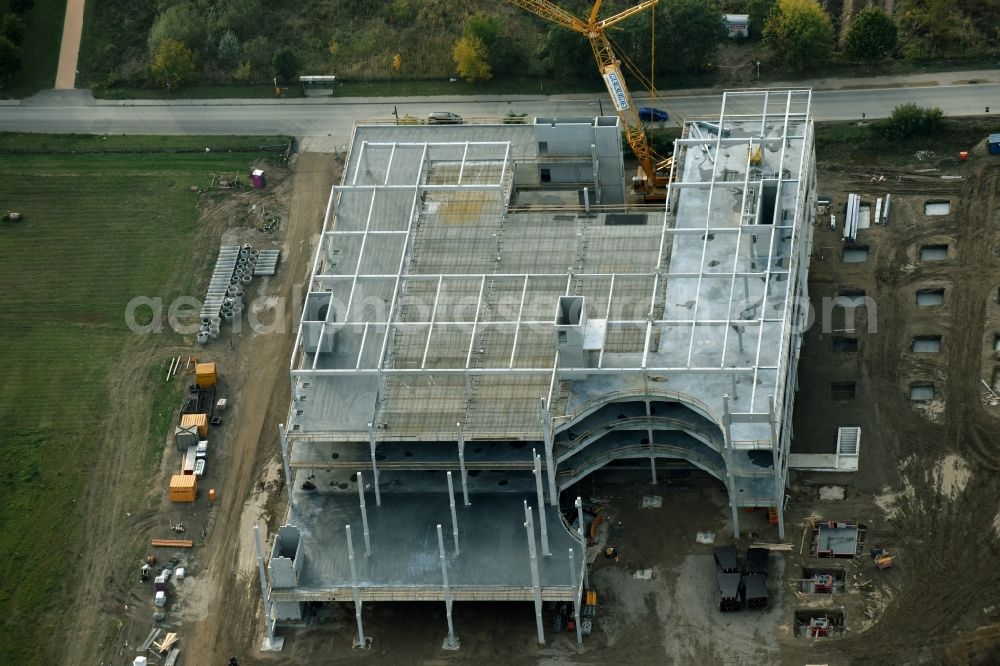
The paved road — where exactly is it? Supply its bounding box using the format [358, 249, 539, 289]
[0, 80, 995, 138]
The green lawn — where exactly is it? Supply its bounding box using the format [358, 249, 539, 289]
[0, 135, 285, 663]
[2, 0, 68, 96]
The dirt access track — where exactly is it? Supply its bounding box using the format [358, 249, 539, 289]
[59, 151, 337, 665]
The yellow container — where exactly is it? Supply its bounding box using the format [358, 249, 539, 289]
[195, 362, 217, 388]
[168, 474, 197, 502]
[180, 413, 208, 438]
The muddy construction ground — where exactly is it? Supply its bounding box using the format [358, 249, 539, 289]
[99, 142, 1000, 666]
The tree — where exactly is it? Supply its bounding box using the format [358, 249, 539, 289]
[387, 0, 415, 27]
[452, 36, 491, 82]
[619, 0, 722, 81]
[897, 0, 965, 58]
[391, 53, 402, 74]
[2, 14, 28, 46]
[878, 103, 944, 140]
[147, 3, 207, 57]
[0, 36, 22, 86]
[217, 30, 240, 66]
[763, 0, 834, 69]
[747, 0, 776, 39]
[844, 7, 897, 63]
[541, 27, 593, 79]
[463, 13, 522, 76]
[242, 36, 271, 73]
[10, 0, 34, 13]
[206, 0, 262, 41]
[150, 38, 196, 88]
[272, 48, 299, 82]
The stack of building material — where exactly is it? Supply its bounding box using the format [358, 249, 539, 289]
[743, 575, 768, 609]
[842, 193, 861, 242]
[744, 547, 769, 576]
[200, 246, 241, 319]
[254, 249, 281, 276]
[717, 573, 743, 612]
[714, 545, 739, 573]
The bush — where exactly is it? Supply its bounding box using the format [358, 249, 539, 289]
[272, 48, 299, 82]
[0, 36, 22, 85]
[877, 103, 944, 140]
[2, 14, 28, 46]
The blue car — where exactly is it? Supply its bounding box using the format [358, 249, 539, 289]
[638, 107, 669, 122]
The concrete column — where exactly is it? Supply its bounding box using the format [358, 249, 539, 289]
[357, 471, 371, 556]
[447, 471, 460, 556]
[436, 524, 460, 650]
[722, 395, 740, 539]
[524, 503, 545, 645]
[569, 547, 582, 645]
[540, 399, 558, 505]
[346, 525, 369, 648]
[532, 450, 550, 556]
[457, 423, 470, 506]
[650, 456, 657, 484]
[768, 395, 785, 539]
[575, 496, 589, 587]
[277, 424, 292, 496]
[367, 422, 381, 506]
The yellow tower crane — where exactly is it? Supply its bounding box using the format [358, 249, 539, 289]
[508, 0, 672, 199]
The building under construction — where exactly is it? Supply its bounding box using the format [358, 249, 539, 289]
[261, 89, 817, 647]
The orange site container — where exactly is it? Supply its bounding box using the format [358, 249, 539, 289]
[195, 362, 217, 388]
[168, 474, 197, 502]
[179, 412, 208, 438]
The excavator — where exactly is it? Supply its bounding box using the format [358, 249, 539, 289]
[508, 0, 672, 201]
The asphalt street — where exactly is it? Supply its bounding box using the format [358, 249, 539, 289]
[0, 78, 996, 140]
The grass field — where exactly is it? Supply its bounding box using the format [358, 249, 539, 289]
[814, 117, 996, 166]
[2, 0, 67, 96]
[0, 134, 285, 663]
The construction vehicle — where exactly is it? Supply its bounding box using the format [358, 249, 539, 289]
[870, 546, 894, 570]
[508, 0, 673, 200]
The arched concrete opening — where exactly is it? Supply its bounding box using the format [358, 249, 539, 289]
[549, 391, 780, 539]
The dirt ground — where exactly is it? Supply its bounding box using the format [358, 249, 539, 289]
[76, 137, 1000, 665]
[60, 151, 338, 665]
[788, 139, 1000, 663]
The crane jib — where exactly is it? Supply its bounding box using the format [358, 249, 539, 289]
[602, 69, 629, 111]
